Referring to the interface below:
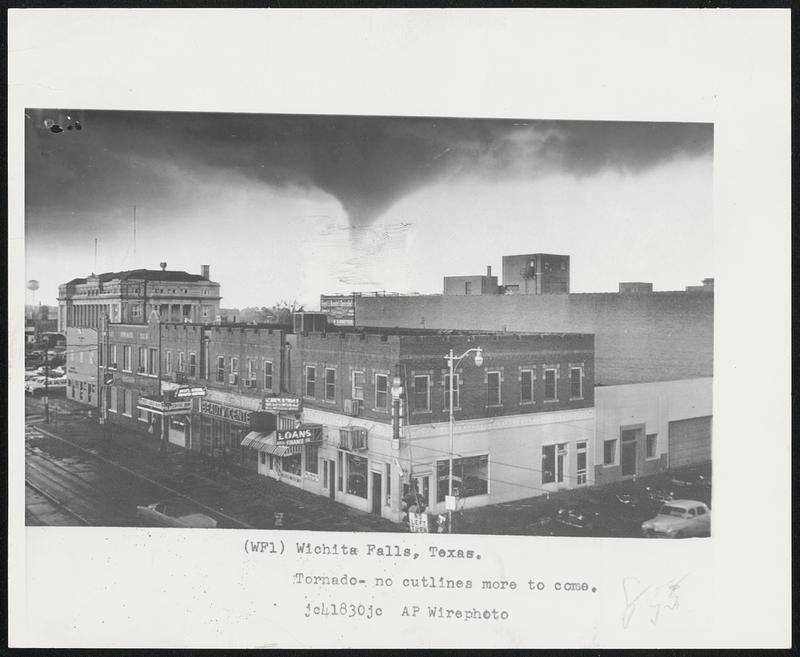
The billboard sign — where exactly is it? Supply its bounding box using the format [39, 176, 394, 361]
[262, 395, 302, 413]
[276, 423, 322, 445]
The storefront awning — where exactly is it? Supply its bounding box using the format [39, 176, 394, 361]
[241, 431, 295, 457]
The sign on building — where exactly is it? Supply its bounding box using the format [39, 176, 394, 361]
[137, 396, 193, 416]
[201, 400, 252, 425]
[276, 423, 322, 445]
[174, 386, 207, 398]
[263, 395, 302, 413]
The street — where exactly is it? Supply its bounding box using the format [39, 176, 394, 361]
[24, 396, 711, 537]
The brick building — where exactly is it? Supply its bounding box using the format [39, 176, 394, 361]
[101, 316, 597, 521]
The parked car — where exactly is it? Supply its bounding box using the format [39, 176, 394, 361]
[25, 377, 67, 395]
[136, 502, 218, 528]
[641, 500, 711, 538]
[555, 502, 600, 530]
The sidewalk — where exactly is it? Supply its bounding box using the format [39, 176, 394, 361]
[26, 396, 406, 533]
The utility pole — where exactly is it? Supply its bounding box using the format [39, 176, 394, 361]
[43, 346, 50, 423]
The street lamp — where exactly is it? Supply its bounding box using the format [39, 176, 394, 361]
[444, 346, 483, 533]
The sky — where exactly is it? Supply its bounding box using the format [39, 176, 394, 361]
[24, 110, 713, 309]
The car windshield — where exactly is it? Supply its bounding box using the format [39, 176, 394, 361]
[660, 505, 687, 517]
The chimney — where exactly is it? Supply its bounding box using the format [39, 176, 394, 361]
[201, 264, 210, 280]
[487, 265, 492, 277]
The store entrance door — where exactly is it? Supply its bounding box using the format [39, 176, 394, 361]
[328, 460, 336, 499]
[621, 430, 638, 477]
[371, 472, 382, 514]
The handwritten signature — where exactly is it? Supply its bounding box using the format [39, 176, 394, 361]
[622, 574, 689, 628]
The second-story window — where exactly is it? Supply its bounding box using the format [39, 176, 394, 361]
[305, 366, 316, 397]
[178, 352, 186, 373]
[570, 366, 583, 399]
[110, 344, 117, 368]
[352, 371, 365, 401]
[413, 375, 430, 412]
[487, 371, 502, 406]
[122, 345, 131, 372]
[138, 346, 147, 372]
[229, 357, 239, 385]
[375, 373, 388, 410]
[189, 353, 197, 378]
[165, 351, 172, 374]
[216, 356, 225, 383]
[544, 368, 558, 401]
[325, 368, 336, 401]
[148, 348, 158, 375]
[520, 369, 534, 403]
[247, 359, 255, 381]
[264, 361, 273, 390]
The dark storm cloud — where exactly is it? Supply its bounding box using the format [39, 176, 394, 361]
[25, 109, 713, 231]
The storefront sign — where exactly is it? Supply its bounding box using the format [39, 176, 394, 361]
[174, 386, 207, 398]
[408, 512, 430, 533]
[137, 397, 193, 415]
[276, 423, 322, 445]
[201, 400, 251, 425]
[263, 395, 302, 413]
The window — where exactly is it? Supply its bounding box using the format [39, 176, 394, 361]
[437, 455, 489, 501]
[283, 451, 302, 476]
[229, 357, 239, 384]
[216, 356, 225, 383]
[325, 368, 336, 401]
[138, 346, 147, 372]
[122, 345, 132, 371]
[305, 366, 316, 397]
[576, 441, 587, 485]
[118, 387, 127, 415]
[646, 433, 658, 459]
[413, 375, 430, 412]
[247, 359, 256, 381]
[544, 368, 557, 401]
[260, 452, 266, 465]
[305, 443, 319, 475]
[603, 439, 616, 466]
[264, 361, 273, 390]
[337, 451, 344, 492]
[345, 453, 368, 498]
[351, 371, 365, 401]
[87, 383, 94, 404]
[98, 343, 104, 366]
[138, 406, 150, 423]
[165, 351, 172, 374]
[444, 371, 460, 410]
[464, 281, 473, 295]
[189, 353, 197, 378]
[520, 369, 534, 403]
[148, 348, 158, 375]
[110, 345, 117, 368]
[487, 371, 501, 406]
[339, 427, 368, 451]
[541, 444, 567, 484]
[374, 374, 388, 410]
[178, 352, 186, 373]
[570, 366, 583, 399]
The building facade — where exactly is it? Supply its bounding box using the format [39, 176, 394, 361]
[101, 320, 597, 521]
[64, 327, 99, 407]
[57, 264, 221, 331]
[502, 253, 570, 295]
[443, 266, 499, 296]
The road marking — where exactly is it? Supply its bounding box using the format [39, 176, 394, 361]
[33, 425, 253, 529]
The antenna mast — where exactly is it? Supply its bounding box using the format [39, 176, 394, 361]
[133, 205, 137, 258]
[94, 237, 98, 270]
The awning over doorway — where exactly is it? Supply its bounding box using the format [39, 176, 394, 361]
[241, 431, 295, 457]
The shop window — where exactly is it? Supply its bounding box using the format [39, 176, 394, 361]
[305, 366, 316, 397]
[570, 366, 583, 399]
[437, 455, 489, 502]
[264, 361, 273, 390]
[544, 368, 558, 401]
[122, 346, 131, 371]
[646, 433, 658, 459]
[576, 441, 587, 485]
[189, 353, 197, 378]
[374, 373, 388, 410]
[520, 369, 534, 403]
[283, 451, 302, 476]
[216, 356, 225, 383]
[305, 443, 319, 474]
[487, 371, 502, 406]
[443, 371, 460, 410]
[413, 375, 430, 412]
[351, 370, 365, 401]
[346, 453, 368, 498]
[541, 444, 567, 484]
[138, 407, 150, 423]
[325, 368, 336, 401]
[165, 351, 172, 374]
[603, 439, 616, 465]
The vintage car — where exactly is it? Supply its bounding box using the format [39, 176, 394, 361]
[641, 499, 711, 538]
[25, 376, 67, 395]
[136, 502, 218, 528]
